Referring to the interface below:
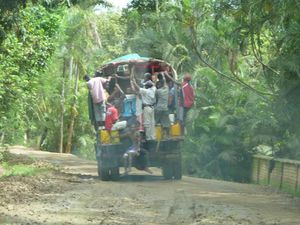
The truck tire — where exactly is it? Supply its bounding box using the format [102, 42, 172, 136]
[162, 163, 173, 180]
[173, 159, 182, 180]
[162, 154, 182, 180]
[110, 167, 120, 180]
[98, 161, 110, 181]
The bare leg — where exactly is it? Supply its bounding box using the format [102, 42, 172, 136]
[123, 153, 129, 174]
[144, 167, 153, 174]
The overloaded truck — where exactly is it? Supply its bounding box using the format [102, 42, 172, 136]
[90, 54, 184, 181]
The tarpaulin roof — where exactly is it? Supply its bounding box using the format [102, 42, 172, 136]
[104, 53, 150, 65]
[100, 53, 178, 79]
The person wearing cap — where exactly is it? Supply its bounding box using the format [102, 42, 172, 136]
[84, 74, 111, 127]
[131, 77, 156, 141]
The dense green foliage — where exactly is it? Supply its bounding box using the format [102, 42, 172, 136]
[1, 0, 300, 182]
[122, 0, 300, 181]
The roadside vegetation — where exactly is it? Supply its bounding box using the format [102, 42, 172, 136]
[0, 150, 53, 178]
[0, 0, 300, 182]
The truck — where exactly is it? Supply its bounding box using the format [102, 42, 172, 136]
[90, 54, 184, 181]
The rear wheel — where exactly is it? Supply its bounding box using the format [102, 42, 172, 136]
[98, 161, 110, 181]
[173, 159, 182, 180]
[110, 167, 120, 180]
[162, 154, 182, 180]
[162, 163, 173, 180]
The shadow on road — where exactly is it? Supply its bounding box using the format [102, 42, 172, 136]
[75, 173, 167, 183]
[118, 174, 165, 182]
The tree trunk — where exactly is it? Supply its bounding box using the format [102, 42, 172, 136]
[68, 56, 73, 91]
[24, 129, 30, 145]
[65, 63, 79, 154]
[39, 128, 48, 149]
[59, 58, 67, 153]
[0, 132, 4, 145]
[89, 19, 102, 49]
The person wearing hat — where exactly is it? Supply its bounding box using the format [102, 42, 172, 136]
[131, 76, 156, 141]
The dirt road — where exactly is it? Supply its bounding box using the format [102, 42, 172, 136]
[0, 146, 299, 225]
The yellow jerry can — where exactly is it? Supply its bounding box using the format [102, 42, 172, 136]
[100, 130, 120, 144]
[156, 125, 162, 140]
[170, 123, 181, 137]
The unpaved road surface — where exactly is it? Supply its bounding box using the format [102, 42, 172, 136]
[0, 146, 300, 225]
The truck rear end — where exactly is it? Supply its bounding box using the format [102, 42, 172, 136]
[90, 54, 184, 181]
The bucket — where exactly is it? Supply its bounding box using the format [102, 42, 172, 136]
[100, 130, 120, 144]
[170, 123, 181, 137]
[156, 125, 162, 140]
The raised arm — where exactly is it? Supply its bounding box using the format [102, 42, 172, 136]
[164, 71, 180, 85]
[160, 72, 167, 87]
[114, 74, 130, 80]
[130, 77, 140, 92]
[115, 83, 124, 95]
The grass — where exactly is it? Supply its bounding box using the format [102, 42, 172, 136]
[253, 173, 300, 197]
[1, 162, 50, 177]
[281, 182, 300, 198]
[0, 150, 52, 178]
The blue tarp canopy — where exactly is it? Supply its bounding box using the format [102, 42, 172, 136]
[104, 53, 150, 65]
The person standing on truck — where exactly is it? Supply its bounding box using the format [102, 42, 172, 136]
[105, 102, 119, 132]
[168, 80, 176, 113]
[164, 72, 195, 123]
[107, 80, 125, 114]
[84, 74, 111, 128]
[155, 72, 171, 138]
[180, 73, 195, 123]
[131, 77, 156, 141]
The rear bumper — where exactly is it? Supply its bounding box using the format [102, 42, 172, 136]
[95, 138, 183, 168]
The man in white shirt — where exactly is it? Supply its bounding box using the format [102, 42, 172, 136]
[131, 78, 156, 141]
[155, 73, 170, 137]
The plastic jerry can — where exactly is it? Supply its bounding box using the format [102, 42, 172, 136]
[100, 130, 120, 144]
[156, 125, 162, 140]
[170, 123, 181, 136]
[110, 130, 120, 143]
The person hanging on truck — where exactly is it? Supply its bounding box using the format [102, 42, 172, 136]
[167, 80, 176, 113]
[131, 77, 156, 141]
[107, 80, 125, 113]
[155, 72, 171, 138]
[84, 74, 112, 128]
[105, 102, 119, 131]
[107, 75, 125, 101]
[180, 73, 195, 123]
[141, 72, 152, 86]
[163, 72, 195, 123]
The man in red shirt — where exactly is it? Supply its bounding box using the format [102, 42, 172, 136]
[164, 72, 195, 123]
[105, 103, 119, 131]
[180, 73, 195, 121]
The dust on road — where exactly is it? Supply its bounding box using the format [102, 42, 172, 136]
[0, 146, 299, 225]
